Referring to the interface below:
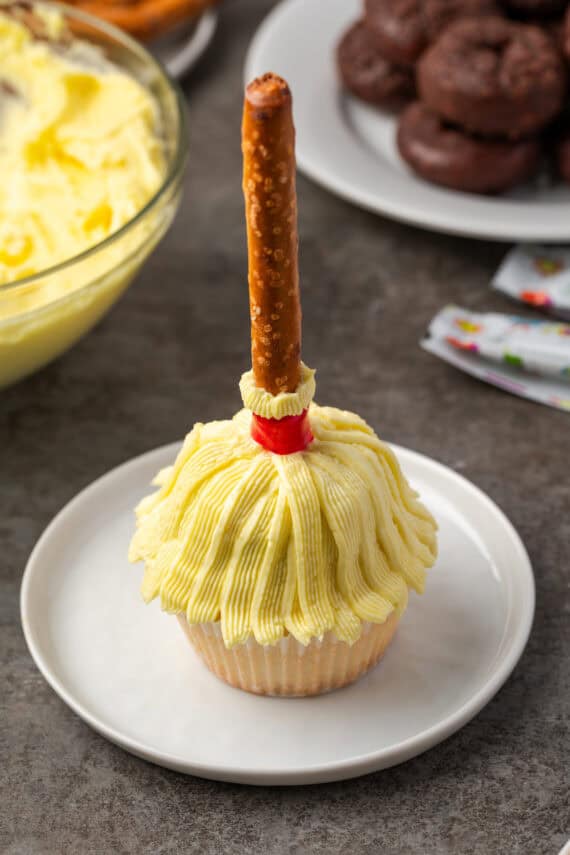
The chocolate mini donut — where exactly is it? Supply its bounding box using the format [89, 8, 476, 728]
[337, 20, 415, 109]
[363, 0, 501, 66]
[418, 16, 566, 138]
[397, 101, 541, 192]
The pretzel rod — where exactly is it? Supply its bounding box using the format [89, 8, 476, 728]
[71, 0, 216, 41]
[242, 73, 301, 396]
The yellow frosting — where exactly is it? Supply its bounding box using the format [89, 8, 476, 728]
[239, 362, 316, 418]
[0, 9, 164, 291]
[130, 393, 438, 648]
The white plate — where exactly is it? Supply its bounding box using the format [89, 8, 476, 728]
[245, 0, 570, 243]
[151, 9, 217, 80]
[21, 442, 534, 785]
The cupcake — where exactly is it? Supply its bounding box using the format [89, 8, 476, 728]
[129, 73, 438, 697]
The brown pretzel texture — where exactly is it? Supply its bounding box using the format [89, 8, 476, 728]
[242, 73, 302, 396]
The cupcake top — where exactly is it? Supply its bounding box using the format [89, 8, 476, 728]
[129, 73, 438, 648]
[129, 387, 437, 647]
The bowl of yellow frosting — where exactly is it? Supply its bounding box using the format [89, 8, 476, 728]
[0, 1, 187, 388]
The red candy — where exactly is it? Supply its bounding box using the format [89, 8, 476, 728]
[521, 290, 552, 308]
[251, 409, 313, 454]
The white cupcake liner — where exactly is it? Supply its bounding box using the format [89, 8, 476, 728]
[177, 613, 399, 697]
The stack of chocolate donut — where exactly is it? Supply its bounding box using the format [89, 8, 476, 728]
[337, 0, 570, 194]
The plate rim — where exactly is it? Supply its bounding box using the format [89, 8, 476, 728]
[244, 0, 570, 243]
[154, 8, 218, 80]
[20, 441, 535, 785]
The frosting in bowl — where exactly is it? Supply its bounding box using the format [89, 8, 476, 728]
[130, 377, 438, 648]
[0, 8, 164, 292]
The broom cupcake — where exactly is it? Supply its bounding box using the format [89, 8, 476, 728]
[129, 73, 438, 697]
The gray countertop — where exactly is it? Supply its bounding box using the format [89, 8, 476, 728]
[2, 1, 568, 852]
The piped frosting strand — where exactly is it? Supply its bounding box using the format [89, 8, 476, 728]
[129, 403, 438, 648]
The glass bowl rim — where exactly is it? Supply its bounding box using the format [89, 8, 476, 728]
[0, 0, 188, 295]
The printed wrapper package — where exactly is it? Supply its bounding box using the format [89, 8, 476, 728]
[423, 305, 570, 413]
[493, 245, 570, 319]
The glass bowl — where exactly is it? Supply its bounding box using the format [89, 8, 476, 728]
[0, 2, 187, 389]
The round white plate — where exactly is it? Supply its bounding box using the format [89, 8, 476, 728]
[21, 442, 534, 785]
[151, 9, 217, 80]
[245, 0, 570, 242]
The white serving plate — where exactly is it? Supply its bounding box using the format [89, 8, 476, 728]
[152, 8, 217, 80]
[20, 441, 534, 785]
[245, 0, 570, 242]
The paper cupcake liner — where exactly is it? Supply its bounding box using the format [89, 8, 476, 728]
[177, 613, 399, 697]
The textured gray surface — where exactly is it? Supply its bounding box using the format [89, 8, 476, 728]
[2, 1, 569, 853]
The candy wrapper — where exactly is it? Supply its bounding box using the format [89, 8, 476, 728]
[493, 246, 570, 320]
[422, 306, 570, 413]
